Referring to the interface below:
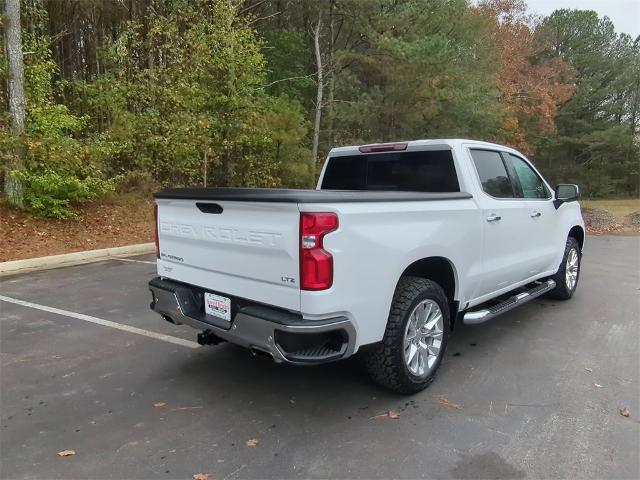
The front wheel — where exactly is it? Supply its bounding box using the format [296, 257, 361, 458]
[547, 236, 581, 300]
[364, 277, 450, 394]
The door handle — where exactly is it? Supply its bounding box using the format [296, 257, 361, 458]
[530, 211, 541, 218]
[486, 214, 501, 222]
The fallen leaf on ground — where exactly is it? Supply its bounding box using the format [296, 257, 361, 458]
[246, 438, 259, 447]
[153, 402, 166, 408]
[433, 395, 463, 410]
[594, 384, 604, 388]
[620, 407, 630, 417]
[584, 367, 593, 372]
[370, 410, 401, 420]
[57, 449, 76, 457]
[193, 473, 209, 480]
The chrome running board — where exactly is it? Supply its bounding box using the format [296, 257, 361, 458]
[463, 279, 556, 325]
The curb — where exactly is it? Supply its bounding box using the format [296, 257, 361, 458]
[0, 243, 156, 277]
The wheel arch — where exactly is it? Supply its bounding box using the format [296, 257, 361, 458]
[399, 256, 459, 329]
[568, 225, 585, 250]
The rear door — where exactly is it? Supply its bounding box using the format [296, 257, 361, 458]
[468, 149, 533, 300]
[156, 198, 301, 311]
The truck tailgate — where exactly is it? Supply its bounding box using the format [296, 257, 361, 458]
[155, 198, 300, 311]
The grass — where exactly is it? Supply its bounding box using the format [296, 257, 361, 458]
[580, 198, 640, 219]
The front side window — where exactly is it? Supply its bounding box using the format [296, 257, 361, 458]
[470, 150, 514, 198]
[509, 154, 550, 199]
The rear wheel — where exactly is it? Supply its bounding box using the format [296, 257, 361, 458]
[547, 236, 581, 300]
[364, 276, 450, 394]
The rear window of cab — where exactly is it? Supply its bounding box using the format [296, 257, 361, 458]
[321, 150, 460, 192]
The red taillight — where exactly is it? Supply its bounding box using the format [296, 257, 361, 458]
[358, 142, 408, 153]
[300, 212, 338, 290]
[154, 204, 160, 258]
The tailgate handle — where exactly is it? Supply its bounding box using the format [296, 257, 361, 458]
[196, 202, 223, 214]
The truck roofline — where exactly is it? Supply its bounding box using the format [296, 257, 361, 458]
[328, 139, 525, 157]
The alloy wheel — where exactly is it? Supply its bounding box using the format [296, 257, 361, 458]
[403, 299, 444, 377]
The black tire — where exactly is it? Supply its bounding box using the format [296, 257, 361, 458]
[364, 276, 450, 394]
[547, 236, 581, 300]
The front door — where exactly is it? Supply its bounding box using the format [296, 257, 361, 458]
[505, 153, 559, 275]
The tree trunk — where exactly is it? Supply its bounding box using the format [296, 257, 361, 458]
[310, 9, 323, 184]
[327, 0, 336, 145]
[630, 78, 639, 135]
[203, 149, 208, 187]
[223, 0, 236, 185]
[4, 0, 26, 207]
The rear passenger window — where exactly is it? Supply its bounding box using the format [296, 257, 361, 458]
[508, 154, 550, 199]
[470, 150, 514, 198]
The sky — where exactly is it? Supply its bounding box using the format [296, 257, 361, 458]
[525, 0, 640, 38]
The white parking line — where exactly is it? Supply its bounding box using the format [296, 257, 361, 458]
[0, 295, 200, 349]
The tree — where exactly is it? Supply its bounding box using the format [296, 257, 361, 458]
[79, 0, 310, 188]
[310, 5, 323, 181]
[3, 0, 26, 206]
[329, 0, 503, 143]
[1, 0, 637, 216]
[534, 9, 640, 196]
[478, 0, 575, 155]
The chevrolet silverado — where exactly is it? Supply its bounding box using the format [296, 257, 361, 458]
[149, 139, 584, 393]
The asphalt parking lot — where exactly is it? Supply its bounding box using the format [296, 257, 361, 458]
[1, 235, 638, 479]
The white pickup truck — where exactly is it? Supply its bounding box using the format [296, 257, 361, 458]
[149, 139, 584, 393]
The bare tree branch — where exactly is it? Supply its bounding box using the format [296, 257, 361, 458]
[239, 0, 269, 15]
[249, 11, 282, 25]
[260, 73, 316, 88]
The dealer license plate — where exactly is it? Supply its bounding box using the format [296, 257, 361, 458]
[204, 292, 231, 322]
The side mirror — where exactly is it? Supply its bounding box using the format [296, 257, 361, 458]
[554, 184, 580, 209]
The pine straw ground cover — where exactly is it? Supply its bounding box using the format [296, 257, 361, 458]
[581, 198, 640, 235]
[0, 194, 154, 262]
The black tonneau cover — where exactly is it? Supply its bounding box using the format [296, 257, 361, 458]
[154, 187, 472, 203]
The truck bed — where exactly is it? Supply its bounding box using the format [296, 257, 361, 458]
[154, 187, 472, 203]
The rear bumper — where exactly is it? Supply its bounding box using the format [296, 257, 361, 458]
[149, 277, 356, 365]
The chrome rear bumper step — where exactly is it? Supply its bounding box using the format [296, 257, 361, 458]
[149, 277, 356, 365]
[463, 279, 556, 325]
